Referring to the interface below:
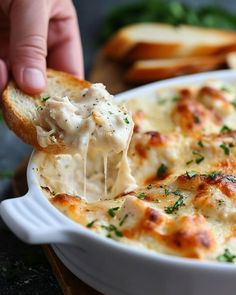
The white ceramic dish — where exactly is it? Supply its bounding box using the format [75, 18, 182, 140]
[1, 70, 236, 295]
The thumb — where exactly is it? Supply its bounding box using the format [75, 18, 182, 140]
[10, 0, 48, 94]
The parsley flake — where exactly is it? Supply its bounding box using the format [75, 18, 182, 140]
[220, 143, 230, 155]
[192, 150, 204, 164]
[41, 96, 50, 102]
[119, 214, 128, 226]
[231, 100, 236, 109]
[186, 171, 197, 178]
[157, 163, 168, 178]
[208, 171, 220, 179]
[217, 248, 236, 263]
[198, 140, 204, 147]
[124, 117, 129, 124]
[220, 125, 232, 133]
[147, 184, 152, 190]
[164, 196, 185, 214]
[137, 192, 145, 199]
[86, 220, 97, 228]
[102, 224, 123, 238]
[108, 207, 120, 217]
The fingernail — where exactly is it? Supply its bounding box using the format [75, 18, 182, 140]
[23, 68, 45, 91]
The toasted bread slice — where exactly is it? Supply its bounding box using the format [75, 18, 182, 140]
[104, 23, 236, 61]
[1, 69, 90, 153]
[226, 51, 236, 69]
[126, 55, 225, 83]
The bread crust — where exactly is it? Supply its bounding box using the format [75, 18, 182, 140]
[126, 56, 225, 83]
[1, 69, 90, 153]
[104, 23, 236, 61]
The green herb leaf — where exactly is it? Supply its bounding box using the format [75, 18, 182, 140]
[186, 160, 193, 165]
[217, 248, 236, 263]
[192, 150, 204, 164]
[186, 171, 197, 178]
[86, 220, 97, 228]
[221, 85, 231, 93]
[157, 163, 168, 178]
[220, 125, 232, 133]
[36, 106, 43, 111]
[198, 140, 204, 147]
[119, 214, 128, 226]
[208, 171, 220, 179]
[41, 96, 50, 102]
[231, 100, 236, 109]
[147, 184, 152, 190]
[137, 192, 145, 199]
[220, 143, 230, 155]
[124, 117, 129, 124]
[108, 207, 120, 217]
[102, 224, 123, 237]
[164, 196, 185, 214]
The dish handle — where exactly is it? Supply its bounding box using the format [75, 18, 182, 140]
[0, 193, 78, 244]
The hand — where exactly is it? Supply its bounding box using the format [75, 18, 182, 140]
[0, 0, 84, 95]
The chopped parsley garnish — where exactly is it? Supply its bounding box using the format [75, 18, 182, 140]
[221, 85, 231, 93]
[172, 94, 180, 102]
[186, 171, 197, 178]
[186, 160, 193, 165]
[124, 117, 129, 124]
[164, 188, 171, 196]
[157, 163, 168, 178]
[86, 220, 97, 228]
[119, 214, 128, 226]
[231, 100, 236, 109]
[220, 143, 230, 155]
[164, 196, 185, 214]
[41, 96, 50, 102]
[220, 125, 232, 133]
[198, 140, 204, 147]
[36, 106, 43, 111]
[108, 207, 120, 217]
[192, 150, 205, 164]
[102, 224, 123, 238]
[229, 142, 234, 148]
[217, 199, 225, 206]
[137, 192, 145, 199]
[196, 156, 204, 164]
[147, 184, 152, 190]
[208, 171, 220, 179]
[217, 248, 236, 263]
[0, 171, 14, 179]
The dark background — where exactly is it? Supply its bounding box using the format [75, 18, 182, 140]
[1, 0, 236, 294]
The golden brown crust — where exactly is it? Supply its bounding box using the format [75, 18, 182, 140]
[126, 56, 225, 83]
[104, 23, 236, 61]
[1, 69, 90, 154]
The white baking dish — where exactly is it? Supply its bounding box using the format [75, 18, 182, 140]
[1, 70, 236, 295]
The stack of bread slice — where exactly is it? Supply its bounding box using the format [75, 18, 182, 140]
[104, 23, 236, 83]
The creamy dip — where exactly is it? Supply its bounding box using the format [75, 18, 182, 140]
[36, 83, 137, 200]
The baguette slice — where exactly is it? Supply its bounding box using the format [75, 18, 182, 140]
[104, 23, 236, 61]
[1, 69, 90, 153]
[126, 55, 225, 83]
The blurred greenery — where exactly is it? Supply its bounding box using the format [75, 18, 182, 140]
[100, 0, 236, 41]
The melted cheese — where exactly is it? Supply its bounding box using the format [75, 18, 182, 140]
[36, 83, 136, 200]
[36, 80, 236, 262]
